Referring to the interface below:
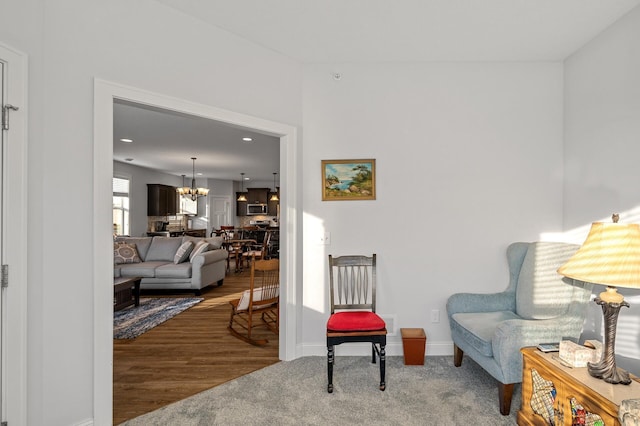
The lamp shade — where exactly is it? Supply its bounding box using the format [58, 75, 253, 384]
[557, 222, 640, 290]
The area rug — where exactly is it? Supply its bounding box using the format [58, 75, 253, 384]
[114, 297, 203, 339]
[121, 356, 521, 425]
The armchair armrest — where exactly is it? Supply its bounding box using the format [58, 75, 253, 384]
[492, 315, 585, 383]
[446, 291, 516, 317]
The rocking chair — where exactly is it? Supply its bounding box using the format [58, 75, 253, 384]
[228, 257, 279, 346]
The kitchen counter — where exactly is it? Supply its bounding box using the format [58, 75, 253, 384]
[146, 229, 207, 238]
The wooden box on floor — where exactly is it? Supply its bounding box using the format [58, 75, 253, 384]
[401, 328, 426, 365]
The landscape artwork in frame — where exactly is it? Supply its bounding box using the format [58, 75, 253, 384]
[322, 159, 376, 201]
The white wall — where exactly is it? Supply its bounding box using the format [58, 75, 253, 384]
[3, 0, 302, 424]
[300, 62, 565, 355]
[3, 0, 639, 423]
[564, 6, 640, 374]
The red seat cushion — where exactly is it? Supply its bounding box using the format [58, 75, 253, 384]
[327, 311, 386, 332]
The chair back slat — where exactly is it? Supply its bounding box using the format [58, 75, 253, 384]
[329, 254, 377, 313]
[250, 258, 280, 310]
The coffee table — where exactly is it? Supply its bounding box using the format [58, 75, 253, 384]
[114, 276, 141, 311]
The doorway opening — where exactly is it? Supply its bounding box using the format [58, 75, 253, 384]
[94, 79, 299, 424]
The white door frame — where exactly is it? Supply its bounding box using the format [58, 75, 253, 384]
[0, 43, 28, 426]
[93, 79, 300, 424]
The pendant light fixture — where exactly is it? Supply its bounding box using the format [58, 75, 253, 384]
[237, 172, 248, 201]
[177, 157, 209, 201]
[269, 172, 279, 202]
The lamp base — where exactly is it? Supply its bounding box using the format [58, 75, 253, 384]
[587, 296, 631, 385]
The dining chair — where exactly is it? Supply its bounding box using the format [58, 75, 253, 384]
[326, 254, 387, 393]
[242, 230, 272, 269]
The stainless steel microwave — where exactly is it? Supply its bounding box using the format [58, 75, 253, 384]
[247, 203, 268, 215]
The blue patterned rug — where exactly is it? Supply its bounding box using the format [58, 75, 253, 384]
[114, 297, 203, 339]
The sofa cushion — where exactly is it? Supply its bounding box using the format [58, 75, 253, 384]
[206, 236, 224, 249]
[155, 262, 193, 279]
[115, 237, 152, 261]
[145, 237, 184, 262]
[450, 311, 521, 357]
[174, 241, 194, 264]
[114, 243, 141, 264]
[515, 242, 578, 320]
[118, 261, 168, 278]
[190, 241, 210, 261]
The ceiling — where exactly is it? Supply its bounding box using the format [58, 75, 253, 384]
[113, 100, 280, 182]
[115, 1, 640, 181]
[156, 0, 640, 62]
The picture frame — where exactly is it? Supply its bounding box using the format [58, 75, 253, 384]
[321, 159, 376, 201]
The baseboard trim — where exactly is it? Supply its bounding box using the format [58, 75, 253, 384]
[301, 340, 453, 357]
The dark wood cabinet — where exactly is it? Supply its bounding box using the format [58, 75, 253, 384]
[237, 188, 273, 216]
[268, 188, 279, 216]
[247, 187, 269, 204]
[236, 192, 247, 216]
[147, 184, 178, 216]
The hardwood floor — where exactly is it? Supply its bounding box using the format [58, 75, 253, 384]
[113, 268, 280, 425]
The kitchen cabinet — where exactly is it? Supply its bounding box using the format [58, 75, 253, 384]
[268, 188, 279, 216]
[247, 187, 269, 204]
[236, 192, 247, 216]
[517, 347, 639, 425]
[237, 188, 270, 216]
[147, 184, 178, 216]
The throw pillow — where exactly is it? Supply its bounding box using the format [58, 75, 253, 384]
[114, 242, 141, 264]
[236, 286, 279, 311]
[174, 241, 194, 264]
[189, 241, 210, 261]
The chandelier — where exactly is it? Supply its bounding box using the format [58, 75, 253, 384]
[177, 157, 209, 201]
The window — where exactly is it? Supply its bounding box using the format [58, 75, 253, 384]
[113, 177, 130, 236]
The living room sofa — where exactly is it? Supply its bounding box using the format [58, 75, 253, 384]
[114, 235, 228, 294]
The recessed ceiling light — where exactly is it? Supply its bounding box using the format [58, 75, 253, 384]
[197, 173, 203, 176]
[242, 137, 253, 142]
[244, 177, 250, 180]
[120, 138, 133, 143]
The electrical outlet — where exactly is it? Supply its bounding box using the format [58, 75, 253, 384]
[319, 231, 331, 245]
[431, 309, 440, 323]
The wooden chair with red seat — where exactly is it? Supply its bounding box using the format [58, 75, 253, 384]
[228, 257, 279, 346]
[326, 254, 386, 393]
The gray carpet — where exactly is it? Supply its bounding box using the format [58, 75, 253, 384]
[122, 356, 521, 425]
[114, 297, 203, 339]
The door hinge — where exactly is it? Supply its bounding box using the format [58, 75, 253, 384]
[2, 104, 19, 131]
[1, 264, 8, 288]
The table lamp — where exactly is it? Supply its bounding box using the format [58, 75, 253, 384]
[557, 214, 640, 385]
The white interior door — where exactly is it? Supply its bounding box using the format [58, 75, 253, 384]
[211, 195, 231, 232]
[0, 43, 28, 426]
[0, 57, 5, 425]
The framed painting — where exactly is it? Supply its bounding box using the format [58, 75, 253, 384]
[321, 159, 376, 201]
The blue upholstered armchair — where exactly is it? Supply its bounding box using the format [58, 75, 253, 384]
[446, 242, 593, 415]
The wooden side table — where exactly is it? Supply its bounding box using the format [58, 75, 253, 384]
[518, 346, 640, 425]
[113, 277, 141, 311]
